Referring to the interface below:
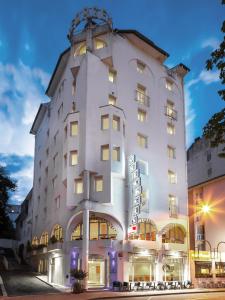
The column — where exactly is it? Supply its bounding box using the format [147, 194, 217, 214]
[82, 208, 89, 290]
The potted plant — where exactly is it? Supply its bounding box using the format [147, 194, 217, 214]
[70, 268, 88, 293]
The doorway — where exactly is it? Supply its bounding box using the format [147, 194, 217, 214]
[88, 259, 105, 287]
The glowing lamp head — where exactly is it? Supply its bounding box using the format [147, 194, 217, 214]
[201, 204, 211, 214]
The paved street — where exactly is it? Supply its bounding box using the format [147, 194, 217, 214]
[0, 270, 60, 296]
[108, 292, 225, 300]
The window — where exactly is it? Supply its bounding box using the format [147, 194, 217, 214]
[138, 160, 148, 175]
[54, 131, 58, 145]
[137, 60, 146, 73]
[32, 236, 39, 246]
[101, 115, 109, 130]
[169, 195, 178, 218]
[40, 232, 48, 246]
[46, 148, 49, 157]
[53, 153, 58, 168]
[64, 153, 67, 168]
[58, 103, 63, 119]
[195, 262, 212, 278]
[168, 170, 177, 184]
[165, 80, 173, 91]
[52, 176, 57, 189]
[112, 146, 120, 161]
[207, 151, 211, 161]
[138, 109, 147, 122]
[162, 224, 185, 244]
[94, 38, 106, 50]
[70, 121, 78, 136]
[47, 129, 50, 138]
[64, 126, 67, 140]
[129, 220, 156, 241]
[52, 224, 63, 241]
[165, 100, 177, 120]
[108, 95, 116, 106]
[74, 178, 83, 194]
[136, 84, 146, 104]
[109, 69, 116, 83]
[45, 167, 48, 177]
[101, 145, 109, 161]
[55, 196, 60, 209]
[167, 145, 176, 159]
[167, 123, 175, 135]
[39, 160, 41, 168]
[70, 150, 78, 166]
[76, 43, 86, 56]
[112, 115, 120, 131]
[95, 176, 103, 192]
[38, 177, 41, 187]
[137, 133, 148, 148]
[207, 168, 212, 177]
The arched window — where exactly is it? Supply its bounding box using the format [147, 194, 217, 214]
[32, 236, 39, 246]
[128, 220, 157, 241]
[52, 224, 63, 241]
[162, 224, 185, 244]
[94, 38, 107, 50]
[71, 217, 117, 241]
[75, 43, 87, 56]
[40, 232, 49, 246]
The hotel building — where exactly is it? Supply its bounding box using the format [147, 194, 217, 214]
[18, 8, 190, 288]
[188, 137, 225, 287]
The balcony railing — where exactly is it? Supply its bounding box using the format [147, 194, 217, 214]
[135, 90, 150, 107]
[165, 106, 177, 120]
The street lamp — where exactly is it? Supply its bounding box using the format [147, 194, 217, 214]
[201, 204, 211, 214]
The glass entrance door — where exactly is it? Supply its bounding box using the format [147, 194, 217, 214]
[88, 259, 105, 287]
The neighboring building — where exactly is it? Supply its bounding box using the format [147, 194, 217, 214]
[188, 137, 225, 287]
[6, 204, 20, 228]
[16, 189, 33, 249]
[18, 8, 190, 288]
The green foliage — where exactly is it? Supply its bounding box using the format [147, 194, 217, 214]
[203, 6, 225, 156]
[70, 268, 88, 280]
[0, 165, 16, 238]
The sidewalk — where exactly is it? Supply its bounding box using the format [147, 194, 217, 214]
[1, 288, 225, 300]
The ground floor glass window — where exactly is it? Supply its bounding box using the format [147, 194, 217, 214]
[163, 257, 184, 281]
[195, 261, 212, 278]
[129, 255, 155, 282]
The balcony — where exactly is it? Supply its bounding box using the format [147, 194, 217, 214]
[135, 90, 150, 107]
[47, 241, 63, 252]
[165, 106, 177, 120]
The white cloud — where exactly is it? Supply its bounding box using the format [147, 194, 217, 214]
[202, 38, 220, 50]
[0, 61, 50, 156]
[199, 69, 220, 84]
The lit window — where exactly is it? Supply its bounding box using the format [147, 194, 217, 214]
[40, 232, 48, 246]
[112, 146, 120, 161]
[70, 150, 78, 166]
[136, 84, 146, 104]
[74, 178, 83, 194]
[109, 69, 116, 83]
[108, 95, 116, 106]
[165, 100, 177, 120]
[101, 145, 109, 161]
[94, 39, 106, 50]
[70, 121, 78, 136]
[101, 115, 109, 130]
[166, 80, 173, 91]
[112, 115, 120, 131]
[167, 123, 175, 135]
[138, 109, 147, 122]
[95, 176, 103, 192]
[167, 145, 176, 159]
[168, 170, 177, 184]
[77, 43, 86, 56]
[137, 133, 148, 148]
[32, 236, 39, 246]
[137, 60, 146, 73]
[52, 224, 63, 241]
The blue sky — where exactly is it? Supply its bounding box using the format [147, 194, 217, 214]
[0, 0, 224, 204]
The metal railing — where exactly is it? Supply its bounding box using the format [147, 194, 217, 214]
[135, 90, 150, 107]
[165, 106, 177, 120]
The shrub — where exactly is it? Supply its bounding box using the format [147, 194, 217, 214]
[70, 268, 88, 294]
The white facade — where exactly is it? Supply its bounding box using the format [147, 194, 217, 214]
[19, 9, 190, 288]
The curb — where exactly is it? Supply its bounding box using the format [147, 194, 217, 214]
[35, 275, 54, 288]
[93, 289, 225, 300]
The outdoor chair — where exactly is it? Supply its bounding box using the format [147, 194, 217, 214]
[184, 280, 193, 288]
[112, 281, 122, 291]
[146, 282, 155, 290]
[134, 281, 143, 291]
[122, 282, 130, 291]
[156, 281, 165, 290]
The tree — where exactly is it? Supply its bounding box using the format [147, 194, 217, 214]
[0, 165, 16, 238]
[203, 7, 225, 157]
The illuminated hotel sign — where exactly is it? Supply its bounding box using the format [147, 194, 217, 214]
[128, 155, 143, 230]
